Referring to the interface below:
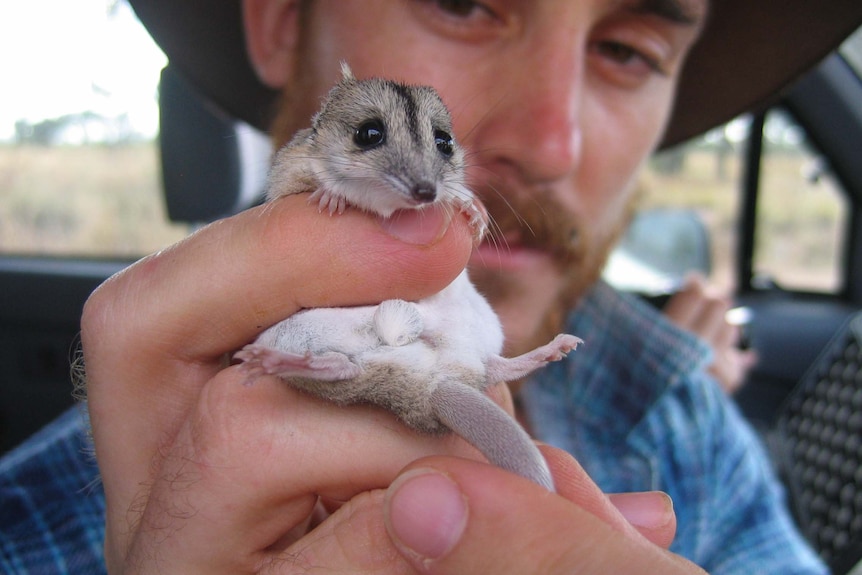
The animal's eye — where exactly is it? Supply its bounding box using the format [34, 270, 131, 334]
[354, 120, 385, 149]
[434, 129, 454, 157]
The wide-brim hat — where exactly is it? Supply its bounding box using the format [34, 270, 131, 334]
[129, 0, 862, 148]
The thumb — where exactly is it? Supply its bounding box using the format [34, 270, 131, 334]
[382, 457, 705, 574]
[276, 490, 412, 575]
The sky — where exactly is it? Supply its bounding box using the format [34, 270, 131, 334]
[0, 0, 166, 141]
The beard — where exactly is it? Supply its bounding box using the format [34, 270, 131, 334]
[469, 180, 635, 356]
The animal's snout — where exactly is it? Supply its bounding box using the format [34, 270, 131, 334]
[411, 182, 437, 203]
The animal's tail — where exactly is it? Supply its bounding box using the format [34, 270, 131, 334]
[431, 380, 554, 491]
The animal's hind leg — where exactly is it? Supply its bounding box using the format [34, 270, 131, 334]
[485, 334, 583, 384]
[234, 344, 362, 380]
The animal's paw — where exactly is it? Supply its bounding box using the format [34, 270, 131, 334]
[484, 333, 583, 384]
[543, 333, 584, 361]
[309, 188, 349, 215]
[234, 344, 362, 381]
[455, 194, 488, 241]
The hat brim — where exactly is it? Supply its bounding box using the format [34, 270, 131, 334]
[129, 0, 862, 149]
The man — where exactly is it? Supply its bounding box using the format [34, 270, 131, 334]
[3, 1, 862, 573]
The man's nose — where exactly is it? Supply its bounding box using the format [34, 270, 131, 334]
[469, 34, 585, 184]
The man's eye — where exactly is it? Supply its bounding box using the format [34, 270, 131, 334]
[411, 0, 502, 38]
[433, 0, 483, 18]
[420, 0, 497, 23]
[593, 41, 666, 76]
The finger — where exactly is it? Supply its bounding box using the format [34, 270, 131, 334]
[262, 450, 678, 574]
[539, 445, 639, 535]
[383, 458, 704, 574]
[710, 348, 758, 395]
[688, 297, 731, 342]
[664, 276, 734, 344]
[84, 194, 472, 365]
[710, 317, 737, 352]
[608, 492, 677, 549]
[542, 446, 676, 548]
[269, 490, 414, 575]
[662, 275, 708, 327]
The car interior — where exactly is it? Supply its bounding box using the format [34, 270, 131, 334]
[1, 6, 861, 573]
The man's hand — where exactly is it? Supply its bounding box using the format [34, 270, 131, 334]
[83, 194, 477, 571]
[276, 448, 705, 574]
[664, 274, 757, 394]
[81, 194, 702, 573]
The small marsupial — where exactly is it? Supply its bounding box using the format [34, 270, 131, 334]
[235, 64, 582, 491]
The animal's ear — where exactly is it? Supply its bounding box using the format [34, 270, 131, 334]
[339, 61, 356, 82]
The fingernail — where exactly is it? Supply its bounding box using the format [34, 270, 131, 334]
[385, 469, 467, 562]
[610, 491, 674, 530]
[378, 205, 452, 245]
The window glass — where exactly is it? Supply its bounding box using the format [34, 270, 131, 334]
[839, 25, 862, 77]
[606, 109, 847, 296]
[754, 109, 847, 292]
[0, 0, 189, 257]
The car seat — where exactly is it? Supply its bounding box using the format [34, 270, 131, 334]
[774, 312, 862, 574]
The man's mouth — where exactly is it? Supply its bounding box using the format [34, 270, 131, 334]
[470, 235, 556, 272]
[470, 182, 587, 272]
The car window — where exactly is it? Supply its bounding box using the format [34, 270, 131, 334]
[0, 0, 187, 257]
[754, 109, 847, 293]
[606, 108, 849, 296]
[4, 1, 853, 293]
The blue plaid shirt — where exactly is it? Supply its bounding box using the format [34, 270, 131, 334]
[0, 407, 105, 574]
[523, 281, 826, 574]
[1, 281, 825, 574]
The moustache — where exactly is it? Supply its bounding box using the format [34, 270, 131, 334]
[474, 183, 587, 267]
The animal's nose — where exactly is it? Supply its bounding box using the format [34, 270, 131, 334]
[411, 182, 437, 203]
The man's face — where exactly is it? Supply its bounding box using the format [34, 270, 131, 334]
[263, 0, 706, 355]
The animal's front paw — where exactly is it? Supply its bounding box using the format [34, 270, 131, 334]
[309, 188, 349, 215]
[466, 203, 487, 240]
[454, 194, 488, 241]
